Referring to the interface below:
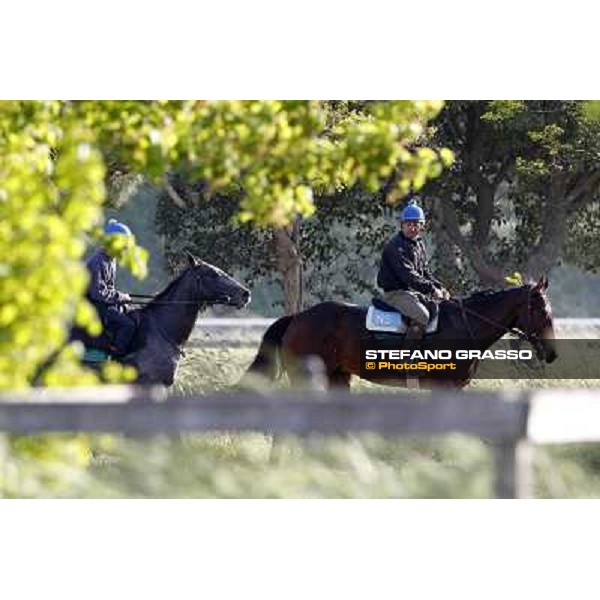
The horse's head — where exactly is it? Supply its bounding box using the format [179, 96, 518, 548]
[186, 252, 251, 309]
[515, 276, 557, 363]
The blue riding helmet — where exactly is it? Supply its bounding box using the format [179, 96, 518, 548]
[398, 202, 425, 222]
[104, 218, 132, 236]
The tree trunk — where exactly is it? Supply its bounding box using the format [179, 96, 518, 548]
[433, 196, 506, 287]
[430, 205, 463, 286]
[524, 179, 569, 279]
[274, 219, 303, 314]
[472, 177, 496, 248]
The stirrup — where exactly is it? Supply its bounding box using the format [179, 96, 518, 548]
[406, 322, 425, 340]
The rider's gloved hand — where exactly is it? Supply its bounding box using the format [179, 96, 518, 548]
[433, 288, 445, 300]
[119, 292, 132, 303]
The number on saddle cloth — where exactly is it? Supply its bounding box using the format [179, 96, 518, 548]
[366, 298, 440, 334]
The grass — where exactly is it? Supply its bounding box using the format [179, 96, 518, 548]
[6, 344, 599, 498]
[71, 346, 600, 499]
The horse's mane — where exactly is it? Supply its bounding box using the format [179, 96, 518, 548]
[465, 288, 497, 301]
[463, 286, 528, 305]
[148, 268, 190, 303]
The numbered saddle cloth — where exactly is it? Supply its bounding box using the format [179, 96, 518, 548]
[366, 298, 439, 334]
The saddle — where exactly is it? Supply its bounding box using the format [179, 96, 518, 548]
[83, 347, 110, 363]
[80, 309, 141, 364]
[366, 297, 440, 334]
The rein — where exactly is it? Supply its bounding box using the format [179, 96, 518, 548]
[128, 293, 232, 306]
[132, 300, 210, 305]
[449, 289, 533, 343]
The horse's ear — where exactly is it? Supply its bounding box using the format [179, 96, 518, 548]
[536, 275, 549, 291]
[186, 251, 198, 266]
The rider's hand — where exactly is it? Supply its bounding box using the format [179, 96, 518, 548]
[433, 288, 445, 300]
[120, 293, 131, 303]
[441, 288, 451, 300]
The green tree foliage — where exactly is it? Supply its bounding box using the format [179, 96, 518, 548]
[155, 101, 452, 312]
[421, 100, 600, 291]
[0, 100, 452, 388]
[87, 100, 451, 225]
[156, 182, 396, 312]
[301, 186, 392, 304]
[156, 175, 274, 280]
[0, 100, 452, 496]
[0, 102, 146, 388]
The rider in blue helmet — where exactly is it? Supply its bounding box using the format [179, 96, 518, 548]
[104, 219, 132, 236]
[377, 198, 450, 353]
[85, 218, 136, 358]
[399, 202, 426, 222]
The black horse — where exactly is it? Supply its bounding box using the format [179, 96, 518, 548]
[72, 253, 250, 385]
[242, 277, 557, 389]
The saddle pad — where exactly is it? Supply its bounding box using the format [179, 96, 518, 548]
[366, 306, 439, 334]
[83, 347, 110, 363]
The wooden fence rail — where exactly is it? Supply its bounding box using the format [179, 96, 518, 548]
[1, 386, 599, 498]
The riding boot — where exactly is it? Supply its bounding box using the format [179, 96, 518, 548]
[405, 322, 425, 390]
[111, 320, 136, 358]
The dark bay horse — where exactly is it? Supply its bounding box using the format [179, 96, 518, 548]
[72, 253, 250, 385]
[243, 277, 557, 389]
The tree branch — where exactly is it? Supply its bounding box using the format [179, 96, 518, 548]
[433, 197, 505, 285]
[163, 175, 187, 209]
[566, 170, 600, 209]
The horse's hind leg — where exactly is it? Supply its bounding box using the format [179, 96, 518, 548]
[328, 368, 351, 390]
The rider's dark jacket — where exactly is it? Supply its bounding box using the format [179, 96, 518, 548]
[86, 250, 128, 307]
[377, 232, 442, 296]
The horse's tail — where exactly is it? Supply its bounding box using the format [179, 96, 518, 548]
[240, 315, 294, 384]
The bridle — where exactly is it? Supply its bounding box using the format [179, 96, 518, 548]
[128, 270, 236, 357]
[453, 286, 547, 357]
[128, 270, 233, 307]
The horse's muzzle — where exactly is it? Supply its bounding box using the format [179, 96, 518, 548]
[538, 339, 558, 364]
[536, 328, 558, 364]
[234, 290, 251, 309]
[240, 290, 252, 308]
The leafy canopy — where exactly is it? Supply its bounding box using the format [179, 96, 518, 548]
[0, 100, 451, 388]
